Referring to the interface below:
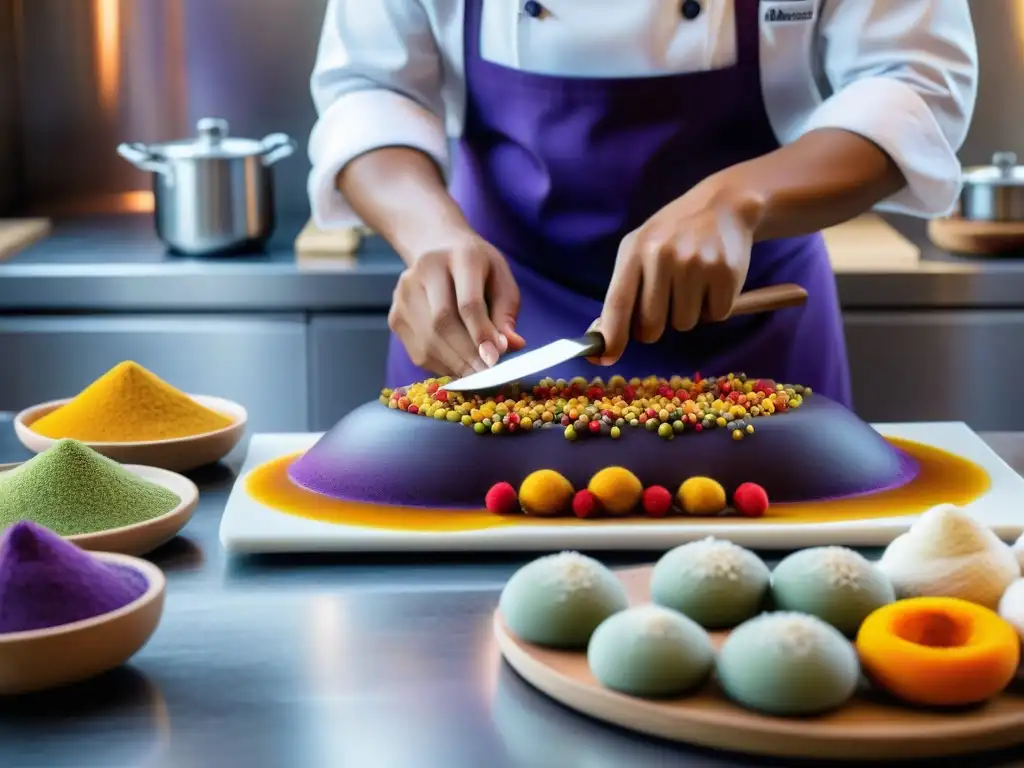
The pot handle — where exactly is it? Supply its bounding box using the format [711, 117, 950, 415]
[260, 133, 297, 166]
[117, 142, 171, 175]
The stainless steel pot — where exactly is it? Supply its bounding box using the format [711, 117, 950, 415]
[959, 151, 1024, 222]
[117, 118, 296, 255]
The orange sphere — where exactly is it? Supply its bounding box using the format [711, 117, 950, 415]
[519, 470, 574, 516]
[677, 477, 726, 516]
[588, 467, 643, 516]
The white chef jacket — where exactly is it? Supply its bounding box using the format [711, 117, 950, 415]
[308, 0, 978, 230]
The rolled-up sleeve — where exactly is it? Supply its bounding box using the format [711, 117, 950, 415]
[803, 0, 978, 216]
[309, 0, 448, 228]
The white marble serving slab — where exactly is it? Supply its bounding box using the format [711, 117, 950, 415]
[219, 423, 1024, 554]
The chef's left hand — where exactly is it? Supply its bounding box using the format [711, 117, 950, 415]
[589, 183, 761, 365]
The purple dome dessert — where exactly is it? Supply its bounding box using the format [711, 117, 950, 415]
[0, 521, 149, 634]
[287, 389, 919, 509]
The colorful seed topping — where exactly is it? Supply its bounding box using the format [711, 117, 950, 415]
[380, 374, 808, 441]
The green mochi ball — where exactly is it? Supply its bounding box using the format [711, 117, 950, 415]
[499, 551, 629, 648]
[650, 537, 771, 629]
[771, 546, 895, 636]
[717, 612, 860, 716]
[588, 605, 715, 698]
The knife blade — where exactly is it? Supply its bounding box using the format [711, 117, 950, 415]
[441, 332, 605, 393]
[441, 282, 808, 392]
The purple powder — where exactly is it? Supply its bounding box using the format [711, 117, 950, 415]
[0, 521, 150, 634]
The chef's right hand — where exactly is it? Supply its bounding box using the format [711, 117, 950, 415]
[388, 232, 526, 377]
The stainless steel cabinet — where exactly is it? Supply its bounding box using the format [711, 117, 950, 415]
[0, 315, 308, 432]
[844, 311, 1024, 429]
[309, 315, 390, 431]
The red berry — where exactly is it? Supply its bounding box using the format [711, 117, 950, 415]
[676, 389, 689, 400]
[646, 408, 657, 419]
[642, 486, 673, 517]
[495, 394, 505, 403]
[434, 390, 448, 402]
[733, 483, 769, 518]
[694, 424, 703, 432]
[720, 383, 731, 395]
[485, 482, 519, 515]
[407, 404, 419, 415]
[426, 382, 439, 394]
[507, 412, 520, 425]
[588, 420, 601, 434]
[572, 489, 599, 519]
[623, 385, 636, 401]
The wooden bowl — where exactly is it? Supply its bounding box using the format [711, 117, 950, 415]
[0, 462, 199, 557]
[0, 552, 165, 696]
[13, 394, 247, 472]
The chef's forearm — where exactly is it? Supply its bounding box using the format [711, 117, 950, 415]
[706, 128, 907, 242]
[336, 147, 471, 266]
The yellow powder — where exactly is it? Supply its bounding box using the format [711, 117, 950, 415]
[31, 361, 234, 442]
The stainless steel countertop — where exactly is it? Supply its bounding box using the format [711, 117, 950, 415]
[2, 417, 1024, 768]
[1, 214, 1024, 311]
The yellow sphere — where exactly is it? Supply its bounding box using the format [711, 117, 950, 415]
[677, 477, 727, 516]
[588, 466, 644, 516]
[519, 470, 575, 517]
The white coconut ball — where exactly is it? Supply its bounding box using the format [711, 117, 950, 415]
[878, 504, 1019, 610]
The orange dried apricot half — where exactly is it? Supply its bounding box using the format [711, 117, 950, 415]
[856, 596, 1020, 707]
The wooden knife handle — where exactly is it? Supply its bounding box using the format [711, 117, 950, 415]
[582, 283, 808, 359]
[725, 283, 808, 318]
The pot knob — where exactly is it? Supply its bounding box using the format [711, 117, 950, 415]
[197, 117, 229, 144]
[993, 151, 1018, 177]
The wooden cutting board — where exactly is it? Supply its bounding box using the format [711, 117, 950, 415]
[0, 219, 50, 262]
[294, 220, 371, 269]
[822, 214, 920, 272]
[294, 215, 919, 272]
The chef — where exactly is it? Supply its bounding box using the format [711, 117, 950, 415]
[308, 0, 977, 407]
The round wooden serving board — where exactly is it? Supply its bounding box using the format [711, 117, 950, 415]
[928, 217, 1024, 256]
[493, 567, 1024, 761]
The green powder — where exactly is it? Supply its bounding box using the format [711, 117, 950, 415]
[0, 439, 181, 535]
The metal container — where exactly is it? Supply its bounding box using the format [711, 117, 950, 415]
[959, 151, 1024, 222]
[117, 118, 296, 255]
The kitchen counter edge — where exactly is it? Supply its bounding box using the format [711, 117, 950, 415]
[0, 215, 1022, 311]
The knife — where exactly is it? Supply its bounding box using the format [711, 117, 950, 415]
[441, 283, 808, 392]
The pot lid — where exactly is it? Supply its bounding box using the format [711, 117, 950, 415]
[962, 151, 1024, 185]
[145, 118, 266, 159]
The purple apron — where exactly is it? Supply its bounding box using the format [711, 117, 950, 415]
[386, 0, 852, 407]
